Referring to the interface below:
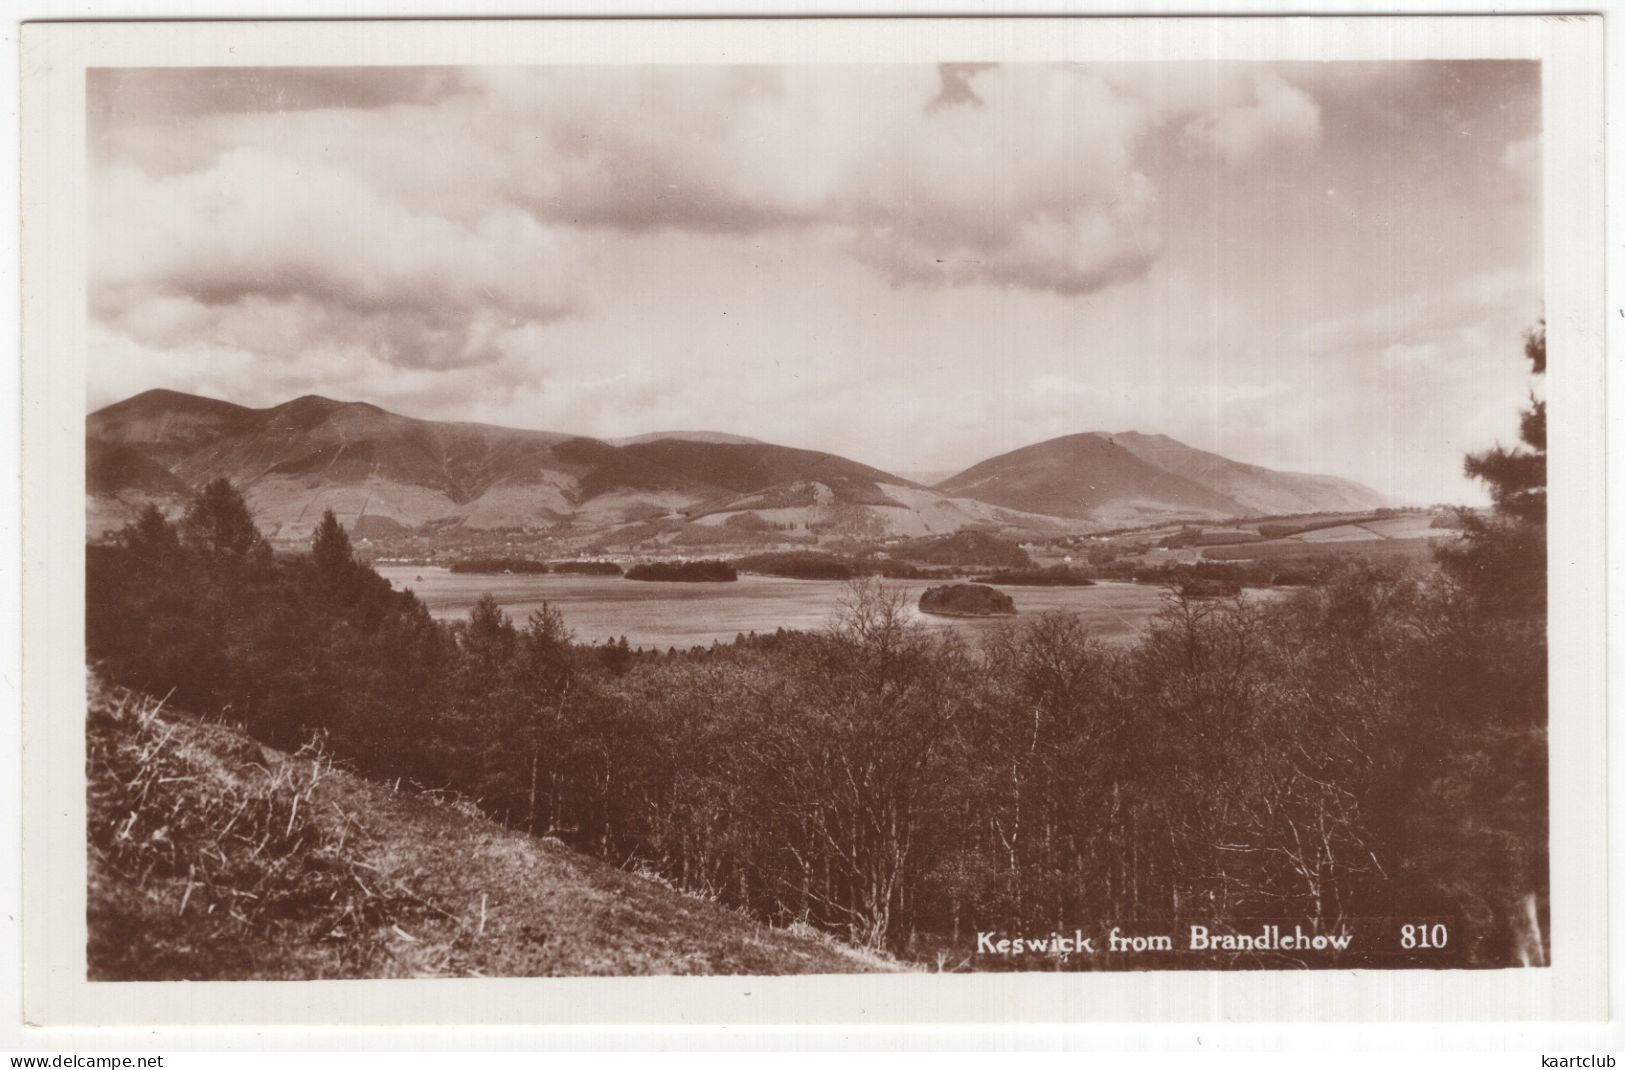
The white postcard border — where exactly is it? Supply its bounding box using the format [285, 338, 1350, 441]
[18, 14, 1607, 1028]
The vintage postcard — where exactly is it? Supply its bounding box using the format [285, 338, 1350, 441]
[17, 15, 1606, 1028]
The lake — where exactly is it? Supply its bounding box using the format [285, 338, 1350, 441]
[374, 566, 1182, 650]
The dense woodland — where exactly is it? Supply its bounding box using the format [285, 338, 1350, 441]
[972, 566, 1096, 587]
[449, 558, 551, 575]
[549, 560, 624, 576]
[733, 549, 981, 582]
[86, 333, 1549, 970]
[624, 559, 739, 582]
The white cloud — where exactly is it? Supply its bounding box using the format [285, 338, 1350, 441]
[93, 147, 581, 371]
[93, 62, 1328, 341]
[1382, 342, 1440, 368]
[1298, 267, 1540, 355]
[1180, 73, 1322, 165]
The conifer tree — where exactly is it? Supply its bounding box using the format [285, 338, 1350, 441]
[1442, 322, 1546, 615]
[180, 478, 271, 571]
[311, 509, 354, 577]
[119, 503, 180, 564]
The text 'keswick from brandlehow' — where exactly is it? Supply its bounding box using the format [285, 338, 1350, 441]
[976, 925, 1355, 957]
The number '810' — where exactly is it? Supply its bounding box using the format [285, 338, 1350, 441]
[1400, 923, 1448, 949]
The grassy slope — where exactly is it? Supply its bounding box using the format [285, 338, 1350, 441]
[87, 683, 897, 979]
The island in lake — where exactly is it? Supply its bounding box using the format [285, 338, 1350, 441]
[625, 560, 738, 582]
[918, 583, 1016, 618]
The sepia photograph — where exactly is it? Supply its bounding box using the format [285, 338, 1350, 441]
[15, 12, 1610, 1035]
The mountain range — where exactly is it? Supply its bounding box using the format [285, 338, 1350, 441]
[86, 390, 1386, 542]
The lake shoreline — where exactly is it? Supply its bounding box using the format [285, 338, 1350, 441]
[375, 565, 1182, 650]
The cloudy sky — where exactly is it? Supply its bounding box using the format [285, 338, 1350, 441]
[88, 61, 1542, 503]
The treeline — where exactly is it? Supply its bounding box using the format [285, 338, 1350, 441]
[550, 560, 624, 576]
[449, 558, 550, 574]
[889, 529, 1033, 568]
[1098, 558, 1328, 588]
[972, 566, 1095, 587]
[1157, 527, 1263, 549]
[89, 480, 1546, 969]
[732, 549, 1011, 583]
[733, 551, 859, 580]
[624, 559, 738, 582]
[732, 550, 960, 582]
[447, 558, 628, 576]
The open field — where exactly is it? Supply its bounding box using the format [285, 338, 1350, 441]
[1293, 524, 1386, 543]
[1202, 536, 1444, 561]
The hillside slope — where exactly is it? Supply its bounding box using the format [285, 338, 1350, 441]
[88, 391, 1385, 539]
[937, 431, 1386, 526]
[87, 682, 897, 979]
[936, 433, 1247, 526]
[1106, 432, 1388, 516]
[87, 390, 1041, 542]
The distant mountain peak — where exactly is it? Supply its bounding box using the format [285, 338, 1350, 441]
[938, 430, 1386, 524]
[93, 388, 250, 419]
